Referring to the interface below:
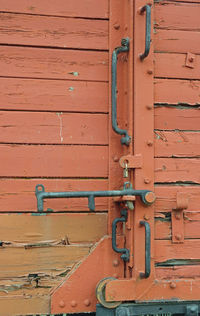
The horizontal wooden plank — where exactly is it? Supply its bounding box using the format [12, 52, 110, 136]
[155, 2, 200, 31]
[0, 111, 108, 145]
[0, 78, 108, 112]
[155, 158, 200, 183]
[155, 107, 200, 130]
[0, 145, 108, 178]
[155, 29, 200, 54]
[0, 0, 109, 19]
[155, 239, 200, 263]
[155, 53, 200, 80]
[156, 266, 200, 280]
[0, 46, 108, 81]
[154, 79, 200, 105]
[155, 211, 200, 239]
[0, 245, 90, 278]
[155, 185, 200, 212]
[155, 131, 200, 157]
[0, 213, 107, 243]
[0, 179, 108, 212]
[0, 13, 108, 50]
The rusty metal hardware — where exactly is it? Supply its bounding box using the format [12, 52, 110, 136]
[35, 182, 155, 212]
[119, 154, 143, 169]
[172, 192, 188, 244]
[139, 5, 151, 60]
[112, 209, 130, 261]
[123, 161, 129, 178]
[139, 221, 151, 278]
[185, 52, 195, 69]
[112, 37, 131, 146]
[96, 278, 121, 309]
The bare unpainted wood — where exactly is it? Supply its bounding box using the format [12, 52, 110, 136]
[155, 239, 200, 262]
[155, 2, 200, 31]
[155, 158, 200, 183]
[0, 0, 109, 19]
[155, 131, 200, 157]
[155, 29, 200, 54]
[0, 78, 108, 112]
[155, 185, 200, 212]
[155, 53, 200, 80]
[0, 145, 108, 178]
[0, 179, 108, 212]
[0, 295, 50, 315]
[154, 79, 200, 105]
[156, 266, 200, 280]
[0, 46, 108, 81]
[0, 13, 108, 50]
[0, 111, 108, 145]
[0, 213, 107, 243]
[155, 107, 200, 130]
[155, 211, 200, 239]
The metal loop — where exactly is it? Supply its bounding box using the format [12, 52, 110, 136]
[139, 221, 151, 278]
[139, 4, 151, 60]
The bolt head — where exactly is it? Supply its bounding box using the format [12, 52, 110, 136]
[147, 140, 153, 146]
[59, 300, 65, 308]
[175, 234, 182, 241]
[189, 57, 194, 62]
[71, 300, 77, 307]
[84, 299, 91, 306]
[114, 23, 120, 30]
[144, 178, 151, 184]
[146, 105, 153, 110]
[147, 69, 153, 75]
[170, 281, 176, 289]
[113, 156, 119, 162]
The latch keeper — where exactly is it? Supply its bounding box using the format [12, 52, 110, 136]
[172, 192, 189, 244]
[119, 154, 143, 169]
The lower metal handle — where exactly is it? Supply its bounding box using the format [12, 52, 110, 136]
[139, 220, 151, 278]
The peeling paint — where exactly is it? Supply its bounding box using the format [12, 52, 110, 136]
[68, 71, 79, 77]
[68, 87, 74, 91]
[56, 112, 64, 143]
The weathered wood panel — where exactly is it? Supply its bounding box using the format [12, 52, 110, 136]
[156, 266, 200, 280]
[0, 78, 108, 112]
[155, 2, 200, 30]
[155, 211, 200, 239]
[155, 240, 200, 263]
[0, 0, 109, 19]
[155, 131, 200, 157]
[155, 185, 200, 212]
[0, 145, 108, 177]
[155, 29, 200, 54]
[155, 158, 200, 183]
[155, 107, 200, 130]
[0, 213, 107, 243]
[0, 111, 108, 145]
[155, 53, 200, 80]
[0, 179, 108, 212]
[0, 13, 108, 50]
[0, 46, 108, 81]
[154, 79, 200, 105]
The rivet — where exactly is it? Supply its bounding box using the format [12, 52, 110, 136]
[146, 105, 153, 110]
[189, 57, 194, 62]
[175, 234, 181, 241]
[114, 23, 120, 30]
[84, 299, 91, 306]
[113, 156, 119, 162]
[71, 300, 77, 307]
[144, 214, 150, 220]
[175, 213, 181, 220]
[124, 24, 128, 30]
[59, 300, 65, 308]
[147, 69, 153, 75]
[113, 259, 120, 267]
[170, 282, 176, 289]
[144, 178, 151, 184]
[147, 140, 153, 146]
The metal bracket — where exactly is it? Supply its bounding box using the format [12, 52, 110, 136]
[185, 52, 195, 69]
[35, 182, 156, 212]
[119, 154, 143, 169]
[172, 192, 188, 244]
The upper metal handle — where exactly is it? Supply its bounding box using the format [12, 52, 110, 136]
[139, 221, 151, 278]
[112, 38, 131, 146]
[139, 5, 151, 60]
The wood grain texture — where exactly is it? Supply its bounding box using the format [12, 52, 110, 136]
[0, 46, 108, 81]
[155, 158, 200, 183]
[0, 78, 108, 112]
[0, 213, 107, 243]
[0, 111, 108, 145]
[155, 239, 200, 262]
[155, 185, 200, 212]
[0, 145, 108, 178]
[155, 107, 200, 130]
[155, 211, 200, 239]
[154, 79, 200, 105]
[155, 131, 200, 157]
[155, 29, 200, 54]
[155, 53, 200, 80]
[0, 179, 108, 212]
[155, 2, 200, 30]
[0, 0, 109, 19]
[0, 13, 108, 50]
[156, 266, 200, 280]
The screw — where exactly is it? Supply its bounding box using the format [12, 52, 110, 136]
[84, 299, 91, 306]
[59, 300, 65, 308]
[144, 178, 151, 184]
[114, 23, 120, 30]
[71, 300, 77, 307]
[170, 282, 176, 289]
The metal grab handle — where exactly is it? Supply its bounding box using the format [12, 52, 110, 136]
[112, 210, 130, 262]
[139, 221, 151, 278]
[112, 38, 130, 146]
[139, 5, 151, 60]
